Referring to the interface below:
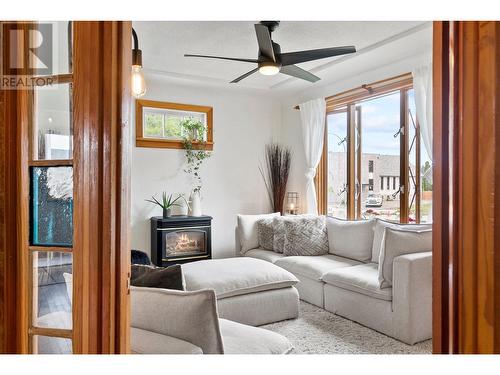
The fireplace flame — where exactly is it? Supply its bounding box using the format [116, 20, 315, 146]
[174, 233, 198, 251]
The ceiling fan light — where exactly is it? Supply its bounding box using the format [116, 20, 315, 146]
[259, 62, 280, 76]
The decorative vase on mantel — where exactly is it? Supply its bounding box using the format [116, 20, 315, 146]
[190, 190, 202, 217]
[163, 207, 172, 219]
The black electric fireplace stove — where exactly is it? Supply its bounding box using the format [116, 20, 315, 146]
[150, 215, 212, 266]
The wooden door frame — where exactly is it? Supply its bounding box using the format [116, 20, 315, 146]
[0, 21, 131, 354]
[72, 21, 132, 354]
[433, 20, 500, 354]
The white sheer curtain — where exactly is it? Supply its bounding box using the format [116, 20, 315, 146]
[299, 98, 326, 214]
[412, 62, 433, 160]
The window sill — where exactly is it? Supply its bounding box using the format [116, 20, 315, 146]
[135, 137, 214, 150]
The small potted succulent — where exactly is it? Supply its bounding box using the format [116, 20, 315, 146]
[146, 192, 185, 218]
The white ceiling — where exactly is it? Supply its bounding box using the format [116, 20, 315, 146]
[133, 21, 429, 93]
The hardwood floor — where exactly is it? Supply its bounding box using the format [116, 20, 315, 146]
[34, 253, 72, 353]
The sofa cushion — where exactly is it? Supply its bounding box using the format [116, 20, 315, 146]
[131, 327, 203, 354]
[182, 258, 298, 299]
[131, 287, 224, 354]
[237, 213, 280, 253]
[322, 263, 392, 301]
[379, 227, 432, 288]
[283, 215, 329, 256]
[326, 217, 375, 262]
[371, 219, 432, 263]
[274, 255, 361, 281]
[219, 318, 292, 354]
[257, 218, 275, 250]
[244, 248, 285, 263]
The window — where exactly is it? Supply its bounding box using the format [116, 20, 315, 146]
[136, 100, 213, 150]
[320, 73, 432, 223]
[326, 110, 348, 218]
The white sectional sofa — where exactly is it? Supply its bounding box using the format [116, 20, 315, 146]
[236, 215, 432, 345]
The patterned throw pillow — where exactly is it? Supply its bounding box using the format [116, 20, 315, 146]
[272, 217, 286, 253]
[257, 218, 275, 250]
[282, 216, 329, 256]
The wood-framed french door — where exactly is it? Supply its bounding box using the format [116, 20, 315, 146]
[433, 21, 500, 354]
[0, 21, 131, 354]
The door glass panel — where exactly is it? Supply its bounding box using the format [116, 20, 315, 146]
[32, 335, 72, 354]
[326, 110, 348, 218]
[30, 166, 73, 246]
[33, 21, 73, 76]
[34, 83, 73, 160]
[358, 92, 401, 221]
[32, 251, 72, 330]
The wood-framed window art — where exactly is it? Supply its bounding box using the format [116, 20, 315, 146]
[136, 99, 213, 150]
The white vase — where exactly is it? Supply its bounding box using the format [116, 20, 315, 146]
[190, 191, 202, 217]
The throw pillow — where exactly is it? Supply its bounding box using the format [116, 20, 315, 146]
[131, 264, 185, 291]
[257, 217, 275, 250]
[131, 249, 151, 265]
[283, 215, 329, 256]
[237, 213, 281, 253]
[326, 217, 375, 262]
[371, 219, 432, 263]
[378, 227, 432, 288]
[272, 216, 286, 253]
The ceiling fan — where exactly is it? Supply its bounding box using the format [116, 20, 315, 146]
[184, 21, 356, 83]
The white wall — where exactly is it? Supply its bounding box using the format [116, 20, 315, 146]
[131, 76, 281, 259]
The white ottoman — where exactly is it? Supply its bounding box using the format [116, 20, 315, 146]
[182, 257, 300, 326]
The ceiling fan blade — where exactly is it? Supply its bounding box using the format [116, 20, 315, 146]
[230, 67, 259, 83]
[254, 24, 276, 61]
[278, 46, 356, 66]
[184, 54, 259, 64]
[280, 65, 320, 83]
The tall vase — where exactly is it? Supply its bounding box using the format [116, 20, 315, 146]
[190, 191, 202, 217]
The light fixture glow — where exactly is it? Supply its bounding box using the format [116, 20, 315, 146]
[259, 61, 281, 76]
[131, 65, 146, 98]
[132, 28, 146, 98]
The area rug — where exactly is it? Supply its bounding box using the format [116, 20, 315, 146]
[262, 301, 432, 354]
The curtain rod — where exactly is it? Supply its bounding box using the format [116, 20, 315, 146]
[293, 72, 412, 110]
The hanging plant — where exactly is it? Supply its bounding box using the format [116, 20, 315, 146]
[180, 118, 212, 193]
